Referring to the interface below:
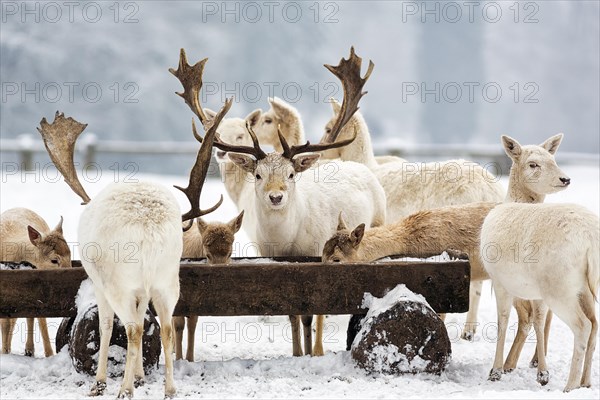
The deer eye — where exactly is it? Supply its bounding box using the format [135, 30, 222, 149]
[529, 162, 538, 169]
[288, 173, 294, 180]
[236, 135, 244, 141]
[51, 259, 59, 265]
[264, 118, 272, 124]
[255, 174, 262, 180]
[325, 128, 331, 134]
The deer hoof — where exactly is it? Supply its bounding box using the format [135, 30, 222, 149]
[24, 349, 33, 357]
[529, 359, 538, 368]
[117, 388, 133, 399]
[461, 331, 474, 341]
[134, 377, 145, 388]
[537, 370, 549, 386]
[89, 381, 106, 396]
[488, 368, 502, 381]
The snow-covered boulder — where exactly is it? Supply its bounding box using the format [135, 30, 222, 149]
[351, 284, 451, 375]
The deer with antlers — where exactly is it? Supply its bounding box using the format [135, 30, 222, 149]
[200, 48, 386, 357]
[36, 50, 230, 399]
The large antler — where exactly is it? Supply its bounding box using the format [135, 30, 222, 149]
[211, 122, 268, 160]
[37, 111, 91, 205]
[321, 46, 374, 143]
[170, 49, 233, 229]
[279, 127, 358, 160]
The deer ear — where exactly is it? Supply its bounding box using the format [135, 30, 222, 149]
[350, 224, 365, 247]
[228, 154, 257, 173]
[330, 98, 341, 114]
[229, 210, 244, 233]
[337, 212, 348, 231]
[28, 225, 42, 246]
[245, 109, 262, 127]
[293, 154, 320, 173]
[197, 218, 208, 234]
[204, 108, 217, 122]
[540, 133, 563, 155]
[269, 97, 294, 120]
[53, 216, 64, 234]
[501, 135, 522, 160]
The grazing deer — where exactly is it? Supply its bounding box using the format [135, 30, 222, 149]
[174, 211, 244, 362]
[209, 48, 386, 358]
[36, 49, 230, 399]
[0, 208, 71, 357]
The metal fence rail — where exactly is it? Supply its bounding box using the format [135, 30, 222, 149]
[1, 133, 598, 174]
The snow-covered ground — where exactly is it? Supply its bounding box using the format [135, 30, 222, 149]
[0, 164, 598, 399]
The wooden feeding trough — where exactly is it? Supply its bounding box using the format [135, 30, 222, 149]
[0, 256, 470, 376]
[0, 257, 470, 318]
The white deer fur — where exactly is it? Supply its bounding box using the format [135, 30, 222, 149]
[0, 207, 71, 358]
[228, 150, 386, 356]
[78, 182, 181, 398]
[481, 134, 600, 392]
[174, 212, 244, 362]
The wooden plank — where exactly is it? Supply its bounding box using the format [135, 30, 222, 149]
[0, 258, 470, 318]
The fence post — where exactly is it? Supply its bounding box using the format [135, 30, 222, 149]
[18, 134, 35, 171]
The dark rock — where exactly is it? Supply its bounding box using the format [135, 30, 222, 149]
[55, 317, 75, 352]
[351, 285, 451, 375]
[67, 305, 162, 377]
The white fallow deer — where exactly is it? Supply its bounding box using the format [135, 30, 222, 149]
[482, 134, 599, 392]
[0, 208, 71, 357]
[36, 49, 231, 399]
[209, 48, 386, 358]
[173, 211, 244, 362]
[323, 134, 573, 366]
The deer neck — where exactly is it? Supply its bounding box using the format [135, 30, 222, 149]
[356, 225, 410, 262]
[506, 169, 545, 204]
[339, 124, 378, 169]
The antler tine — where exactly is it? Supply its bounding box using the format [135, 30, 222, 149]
[175, 97, 233, 229]
[169, 48, 210, 127]
[211, 121, 268, 160]
[37, 111, 91, 205]
[281, 126, 359, 160]
[191, 118, 203, 143]
[322, 46, 374, 143]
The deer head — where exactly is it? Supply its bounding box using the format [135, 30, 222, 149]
[27, 216, 72, 269]
[502, 133, 570, 197]
[210, 47, 371, 210]
[322, 212, 365, 263]
[197, 210, 244, 264]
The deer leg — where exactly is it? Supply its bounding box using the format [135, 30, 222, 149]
[289, 315, 302, 356]
[531, 301, 549, 385]
[24, 318, 34, 357]
[173, 316, 185, 360]
[301, 315, 313, 356]
[38, 318, 54, 357]
[489, 283, 513, 382]
[579, 290, 597, 388]
[462, 280, 483, 341]
[530, 310, 553, 367]
[185, 316, 198, 362]
[504, 299, 532, 372]
[312, 315, 324, 356]
[1, 318, 15, 354]
[152, 291, 178, 399]
[89, 289, 114, 397]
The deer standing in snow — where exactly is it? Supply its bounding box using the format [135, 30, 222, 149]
[482, 134, 599, 392]
[36, 50, 230, 399]
[173, 211, 244, 362]
[0, 208, 71, 357]
[209, 48, 386, 357]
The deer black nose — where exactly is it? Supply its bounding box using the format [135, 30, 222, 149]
[216, 151, 227, 158]
[269, 194, 283, 205]
[560, 177, 571, 186]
